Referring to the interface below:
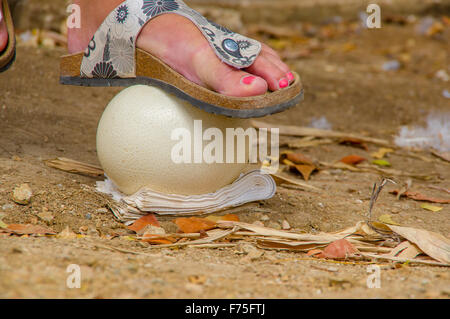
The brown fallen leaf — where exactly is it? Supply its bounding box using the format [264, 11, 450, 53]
[128, 213, 160, 233]
[174, 217, 217, 233]
[206, 214, 240, 223]
[339, 155, 367, 165]
[141, 233, 176, 245]
[371, 147, 395, 159]
[282, 152, 314, 165]
[252, 120, 392, 147]
[291, 164, 317, 181]
[390, 190, 450, 204]
[306, 249, 323, 256]
[319, 239, 359, 259]
[270, 174, 322, 192]
[6, 224, 56, 235]
[339, 138, 368, 151]
[188, 275, 207, 285]
[386, 225, 450, 264]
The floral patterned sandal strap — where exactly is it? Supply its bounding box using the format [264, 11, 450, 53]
[80, 0, 262, 79]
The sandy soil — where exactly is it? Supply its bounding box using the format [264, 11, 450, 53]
[0, 1, 449, 298]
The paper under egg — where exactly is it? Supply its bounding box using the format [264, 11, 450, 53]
[96, 85, 252, 196]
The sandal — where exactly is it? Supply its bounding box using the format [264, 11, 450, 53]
[0, 0, 16, 72]
[60, 0, 303, 118]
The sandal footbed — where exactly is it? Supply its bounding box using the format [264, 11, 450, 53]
[60, 49, 303, 118]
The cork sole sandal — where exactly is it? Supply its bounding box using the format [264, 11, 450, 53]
[59, 0, 303, 118]
[0, 0, 16, 72]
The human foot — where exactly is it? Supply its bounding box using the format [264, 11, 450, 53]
[0, 2, 8, 52]
[68, 0, 294, 97]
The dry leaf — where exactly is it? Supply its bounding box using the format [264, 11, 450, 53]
[128, 213, 160, 233]
[292, 164, 317, 181]
[270, 174, 322, 192]
[141, 233, 175, 245]
[372, 159, 392, 167]
[307, 249, 323, 256]
[175, 217, 217, 233]
[378, 214, 400, 225]
[57, 226, 77, 239]
[188, 275, 207, 285]
[420, 203, 443, 212]
[320, 239, 358, 259]
[7, 224, 56, 235]
[339, 138, 368, 150]
[252, 121, 391, 147]
[282, 152, 314, 165]
[206, 214, 240, 223]
[396, 242, 423, 259]
[371, 148, 395, 159]
[390, 190, 450, 204]
[339, 155, 367, 165]
[387, 225, 450, 264]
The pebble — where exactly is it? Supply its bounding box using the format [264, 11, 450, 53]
[260, 215, 270, 221]
[267, 221, 281, 230]
[382, 60, 401, 71]
[1, 204, 13, 211]
[12, 184, 33, 205]
[37, 208, 54, 222]
[85, 213, 92, 220]
[282, 220, 291, 230]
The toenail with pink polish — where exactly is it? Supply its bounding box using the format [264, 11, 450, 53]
[242, 76, 256, 85]
[279, 78, 289, 89]
[287, 72, 294, 82]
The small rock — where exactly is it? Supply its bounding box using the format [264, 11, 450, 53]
[267, 221, 281, 230]
[96, 208, 108, 213]
[85, 213, 92, 220]
[246, 249, 264, 261]
[435, 69, 449, 82]
[38, 208, 54, 222]
[2, 204, 14, 211]
[443, 89, 450, 99]
[282, 220, 291, 230]
[260, 215, 270, 221]
[12, 184, 32, 205]
[382, 60, 401, 71]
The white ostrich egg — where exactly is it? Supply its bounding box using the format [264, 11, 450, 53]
[96, 85, 253, 196]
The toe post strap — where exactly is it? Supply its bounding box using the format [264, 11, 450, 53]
[80, 0, 262, 79]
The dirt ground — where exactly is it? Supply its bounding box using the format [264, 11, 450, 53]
[0, 1, 449, 298]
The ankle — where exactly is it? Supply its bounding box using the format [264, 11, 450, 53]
[67, 0, 125, 53]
